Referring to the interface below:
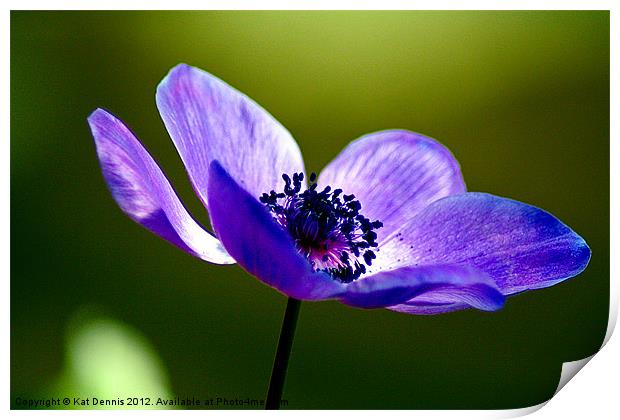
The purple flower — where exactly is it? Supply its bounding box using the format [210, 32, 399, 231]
[88, 63, 590, 315]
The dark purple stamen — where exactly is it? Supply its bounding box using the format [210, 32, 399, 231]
[260, 172, 383, 283]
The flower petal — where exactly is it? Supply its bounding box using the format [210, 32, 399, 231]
[206, 160, 346, 300]
[340, 264, 504, 311]
[318, 130, 466, 239]
[375, 193, 591, 295]
[88, 108, 234, 264]
[156, 64, 305, 207]
[388, 301, 471, 316]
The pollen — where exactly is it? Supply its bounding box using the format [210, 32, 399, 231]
[260, 172, 383, 283]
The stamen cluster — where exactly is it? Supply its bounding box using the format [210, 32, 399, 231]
[260, 172, 383, 283]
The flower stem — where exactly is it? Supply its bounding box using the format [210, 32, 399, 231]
[265, 297, 301, 409]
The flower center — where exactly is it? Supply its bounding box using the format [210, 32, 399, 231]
[260, 172, 383, 283]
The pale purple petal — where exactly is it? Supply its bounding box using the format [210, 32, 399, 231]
[375, 193, 591, 295]
[341, 264, 504, 311]
[388, 301, 471, 315]
[207, 160, 346, 300]
[318, 130, 465, 240]
[88, 108, 234, 264]
[156, 64, 305, 207]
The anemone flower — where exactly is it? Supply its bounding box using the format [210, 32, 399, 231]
[88, 63, 590, 409]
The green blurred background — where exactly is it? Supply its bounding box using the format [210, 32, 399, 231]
[11, 11, 609, 409]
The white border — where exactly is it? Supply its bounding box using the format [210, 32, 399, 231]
[4, 2, 616, 419]
[0, 1, 615, 10]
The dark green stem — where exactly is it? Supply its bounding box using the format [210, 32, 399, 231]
[265, 297, 301, 409]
